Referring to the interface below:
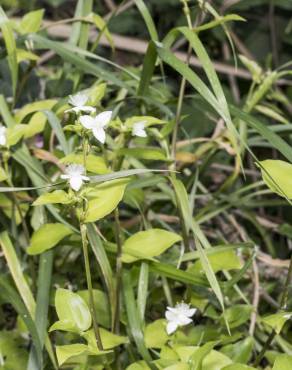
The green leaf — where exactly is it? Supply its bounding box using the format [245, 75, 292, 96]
[189, 342, 217, 370]
[87, 224, 115, 324]
[260, 160, 292, 199]
[0, 166, 8, 181]
[27, 223, 73, 255]
[0, 331, 28, 370]
[78, 289, 111, 328]
[82, 327, 128, 349]
[16, 48, 39, 63]
[23, 112, 47, 138]
[44, 110, 70, 155]
[189, 249, 242, 275]
[30, 34, 133, 92]
[6, 124, 26, 146]
[144, 319, 168, 349]
[18, 9, 44, 34]
[126, 361, 151, 370]
[0, 232, 36, 312]
[123, 270, 152, 363]
[84, 179, 128, 222]
[14, 99, 57, 123]
[125, 115, 166, 128]
[89, 168, 170, 184]
[0, 279, 42, 367]
[221, 337, 254, 364]
[33, 190, 71, 206]
[222, 305, 253, 329]
[262, 312, 292, 334]
[222, 365, 257, 370]
[50, 288, 92, 333]
[230, 106, 292, 163]
[60, 153, 109, 174]
[202, 350, 232, 370]
[239, 55, 262, 83]
[272, 355, 292, 370]
[0, 193, 28, 225]
[55, 344, 106, 366]
[90, 13, 114, 51]
[122, 228, 182, 263]
[171, 179, 225, 312]
[134, 0, 159, 41]
[118, 147, 168, 161]
[0, 7, 18, 98]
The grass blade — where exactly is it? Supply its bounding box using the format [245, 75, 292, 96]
[123, 270, 153, 364]
[44, 110, 70, 155]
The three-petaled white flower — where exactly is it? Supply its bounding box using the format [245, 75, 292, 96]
[165, 302, 196, 335]
[65, 93, 96, 114]
[60, 164, 89, 191]
[0, 125, 7, 146]
[80, 111, 112, 144]
[132, 121, 147, 137]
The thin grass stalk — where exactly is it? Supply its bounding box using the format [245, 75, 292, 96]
[113, 207, 123, 334]
[80, 223, 103, 350]
[254, 254, 292, 366]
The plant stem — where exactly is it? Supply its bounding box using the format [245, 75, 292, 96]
[113, 207, 123, 334]
[80, 223, 103, 351]
[254, 254, 292, 366]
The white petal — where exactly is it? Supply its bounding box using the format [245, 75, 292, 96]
[65, 107, 80, 114]
[177, 315, 193, 326]
[60, 174, 70, 180]
[92, 127, 106, 144]
[166, 321, 178, 335]
[186, 308, 196, 317]
[133, 128, 147, 137]
[0, 135, 6, 146]
[80, 115, 96, 129]
[69, 176, 83, 191]
[79, 106, 96, 113]
[95, 111, 112, 127]
[81, 176, 90, 181]
[165, 310, 178, 322]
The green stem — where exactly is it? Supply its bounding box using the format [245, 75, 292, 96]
[80, 223, 103, 351]
[254, 254, 292, 366]
[113, 206, 123, 334]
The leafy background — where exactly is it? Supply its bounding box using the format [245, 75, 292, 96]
[0, 0, 292, 370]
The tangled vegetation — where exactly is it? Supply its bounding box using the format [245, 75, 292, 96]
[0, 0, 292, 369]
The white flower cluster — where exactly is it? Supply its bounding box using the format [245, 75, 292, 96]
[61, 92, 149, 191]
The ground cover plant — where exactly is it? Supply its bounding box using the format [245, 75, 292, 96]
[0, 0, 292, 369]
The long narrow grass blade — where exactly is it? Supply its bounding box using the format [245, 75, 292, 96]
[44, 110, 70, 155]
[123, 270, 152, 364]
[0, 278, 42, 366]
[87, 223, 115, 323]
[0, 231, 35, 314]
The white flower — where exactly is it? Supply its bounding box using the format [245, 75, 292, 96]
[132, 121, 147, 137]
[80, 111, 112, 144]
[65, 93, 95, 114]
[165, 302, 196, 335]
[60, 164, 89, 191]
[0, 125, 7, 146]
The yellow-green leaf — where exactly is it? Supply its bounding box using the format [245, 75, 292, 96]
[27, 223, 73, 255]
[122, 229, 182, 263]
[84, 179, 128, 222]
[260, 159, 292, 199]
[60, 153, 109, 174]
